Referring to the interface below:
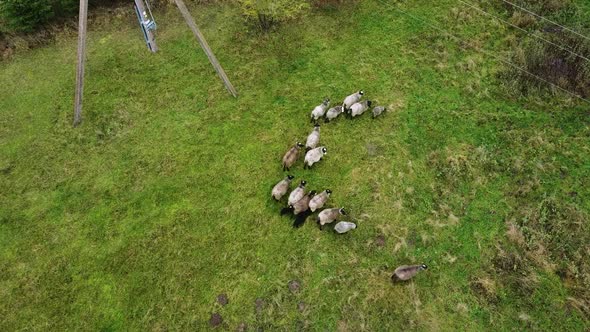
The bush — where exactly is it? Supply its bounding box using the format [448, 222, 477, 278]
[510, 34, 590, 98]
[0, 0, 80, 32]
[496, 0, 590, 98]
[238, 0, 310, 31]
[0, 0, 129, 33]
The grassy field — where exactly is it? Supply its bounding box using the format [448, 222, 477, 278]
[1, 0, 589, 330]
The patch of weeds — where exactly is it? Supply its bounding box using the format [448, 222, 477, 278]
[427, 144, 498, 187]
[470, 276, 500, 305]
[497, 197, 590, 318]
[493, 0, 590, 97]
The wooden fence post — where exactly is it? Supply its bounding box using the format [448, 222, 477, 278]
[73, 0, 88, 126]
[174, 0, 238, 97]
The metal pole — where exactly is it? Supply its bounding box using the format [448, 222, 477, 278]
[134, 0, 159, 53]
[174, 0, 238, 98]
[73, 0, 88, 126]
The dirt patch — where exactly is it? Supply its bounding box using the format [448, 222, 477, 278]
[236, 322, 248, 332]
[365, 143, 383, 157]
[288, 280, 301, 293]
[298, 301, 306, 312]
[374, 235, 386, 248]
[0, 164, 14, 175]
[470, 277, 499, 304]
[337, 320, 349, 332]
[493, 248, 524, 274]
[0, 37, 14, 60]
[255, 298, 265, 314]
[406, 230, 419, 248]
[209, 313, 223, 328]
[295, 320, 308, 330]
[217, 293, 229, 306]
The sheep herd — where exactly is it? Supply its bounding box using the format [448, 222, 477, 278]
[270, 90, 428, 282]
[272, 90, 385, 232]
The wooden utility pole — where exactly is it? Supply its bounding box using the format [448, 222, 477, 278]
[73, 0, 88, 126]
[174, 0, 238, 98]
[134, 0, 158, 53]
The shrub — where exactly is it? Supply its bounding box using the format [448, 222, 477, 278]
[508, 198, 590, 314]
[0, 0, 55, 32]
[238, 0, 310, 31]
[0, 0, 124, 33]
[498, 0, 570, 17]
[509, 11, 536, 29]
[496, 0, 590, 98]
[509, 34, 590, 98]
[0, 0, 84, 33]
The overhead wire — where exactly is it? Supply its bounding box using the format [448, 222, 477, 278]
[373, 0, 590, 104]
[498, 0, 590, 43]
[457, 0, 590, 63]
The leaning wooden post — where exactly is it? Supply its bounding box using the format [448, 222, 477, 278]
[73, 0, 88, 127]
[174, 0, 238, 97]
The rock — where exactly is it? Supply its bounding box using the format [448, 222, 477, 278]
[288, 280, 301, 293]
[217, 293, 229, 306]
[209, 313, 223, 328]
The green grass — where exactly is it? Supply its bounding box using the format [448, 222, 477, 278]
[1, 1, 589, 330]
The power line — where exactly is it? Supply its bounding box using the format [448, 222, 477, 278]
[499, 0, 590, 43]
[374, 0, 590, 104]
[458, 0, 590, 63]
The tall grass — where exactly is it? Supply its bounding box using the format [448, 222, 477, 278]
[495, 0, 590, 97]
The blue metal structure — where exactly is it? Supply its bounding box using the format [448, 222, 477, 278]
[134, 0, 158, 52]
